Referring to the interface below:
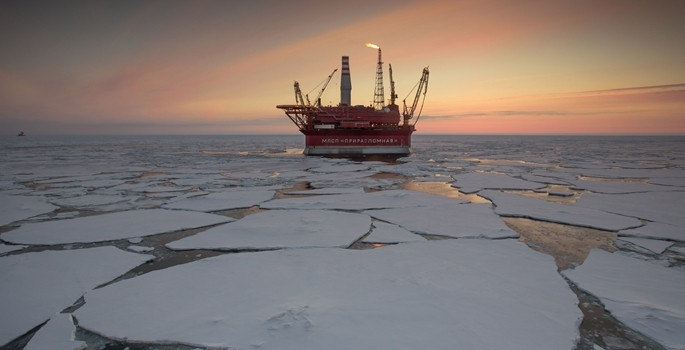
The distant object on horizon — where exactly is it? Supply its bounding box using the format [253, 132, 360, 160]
[277, 44, 429, 156]
[17, 131, 26, 137]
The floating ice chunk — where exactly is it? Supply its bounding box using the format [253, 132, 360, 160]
[50, 194, 134, 208]
[128, 245, 154, 253]
[309, 163, 369, 173]
[287, 187, 366, 195]
[617, 237, 673, 254]
[563, 249, 685, 350]
[363, 221, 425, 243]
[167, 210, 370, 250]
[76, 240, 581, 350]
[480, 190, 642, 231]
[261, 189, 465, 210]
[365, 203, 518, 239]
[0, 194, 58, 226]
[576, 192, 685, 231]
[569, 179, 671, 194]
[24, 314, 86, 350]
[668, 246, 685, 256]
[620, 222, 683, 242]
[0, 247, 150, 347]
[2, 209, 232, 245]
[452, 172, 545, 194]
[163, 189, 275, 212]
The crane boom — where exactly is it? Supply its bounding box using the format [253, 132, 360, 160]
[402, 67, 430, 125]
[313, 69, 337, 107]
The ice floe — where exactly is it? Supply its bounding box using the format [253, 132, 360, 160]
[0, 244, 26, 255]
[0, 194, 57, 226]
[452, 172, 546, 193]
[260, 189, 466, 210]
[363, 221, 425, 243]
[23, 314, 86, 350]
[576, 191, 685, 232]
[2, 209, 232, 245]
[167, 209, 371, 250]
[163, 189, 275, 212]
[563, 249, 685, 350]
[365, 203, 519, 239]
[0, 247, 150, 347]
[617, 237, 673, 254]
[76, 240, 581, 350]
[480, 190, 643, 231]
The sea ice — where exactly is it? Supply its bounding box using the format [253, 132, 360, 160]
[365, 202, 519, 239]
[0, 194, 58, 226]
[479, 190, 643, 231]
[23, 314, 86, 350]
[619, 222, 683, 242]
[2, 209, 232, 245]
[0, 247, 150, 347]
[49, 194, 135, 208]
[452, 172, 545, 194]
[0, 244, 26, 255]
[576, 191, 685, 231]
[363, 221, 425, 243]
[162, 189, 275, 212]
[617, 237, 673, 254]
[287, 187, 366, 195]
[563, 249, 685, 350]
[260, 189, 466, 210]
[75, 240, 581, 350]
[167, 209, 371, 250]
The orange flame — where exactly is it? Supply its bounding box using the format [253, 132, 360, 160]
[365, 43, 379, 49]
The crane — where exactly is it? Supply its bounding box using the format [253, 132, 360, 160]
[388, 64, 398, 106]
[306, 69, 338, 107]
[402, 67, 430, 126]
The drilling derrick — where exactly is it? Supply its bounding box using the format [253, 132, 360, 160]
[369, 45, 385, 110]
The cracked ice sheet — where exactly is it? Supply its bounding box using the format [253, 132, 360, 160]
[563, 249, 685, 350]
[167, 210, 371, 250]
[479, 190, 642, 231]
[163, 189, 275, 212]
[260, 189, 466, 210]
[617, 237, 673, 254]
[452, 172, 546, 194]
[363, 221, 425, 243]
[365, 203, 518, 239]
[76, 240, 581, 350]
[576, 192, 685, 238]
[0, 247, 151, 347]
[24, 314, 86, 350]
[0, 194, 58, 226]
[2, 209, 232, 245]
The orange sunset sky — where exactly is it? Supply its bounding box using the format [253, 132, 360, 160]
[1, 0, 684, 135]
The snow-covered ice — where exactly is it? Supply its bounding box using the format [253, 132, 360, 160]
[363, 221, 425, 243]
[480, 190, 643, 231]
[2, 209, 232, 245]
[452, 172, 546, 193]
[163, 189, 275, 212]
[617, 237, 673, 254]
[260, 189, 466, 210]
[365, 202, 519, 239]
[0, 194, 57, 226]
[563, 249, 685, 350]
[167, 209, 371, 250]
[0, 247, 151, 347]
[23, 314, 86, 350]
[76, 240, 581, 350]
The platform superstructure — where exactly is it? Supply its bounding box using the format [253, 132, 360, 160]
[277, 44, 429, 155]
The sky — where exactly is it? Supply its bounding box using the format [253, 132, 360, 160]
[1, 0, 684, 135]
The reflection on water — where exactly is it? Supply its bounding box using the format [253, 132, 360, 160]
[503, 217, 617, 271]
[402, 181, 491, 204]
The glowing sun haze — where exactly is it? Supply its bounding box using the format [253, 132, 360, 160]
[1, 0, 684, 135]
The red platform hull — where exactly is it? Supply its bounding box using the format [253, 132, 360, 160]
[301, 127, 413, 155]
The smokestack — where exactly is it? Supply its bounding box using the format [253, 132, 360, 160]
[340, 56, 351, 106]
